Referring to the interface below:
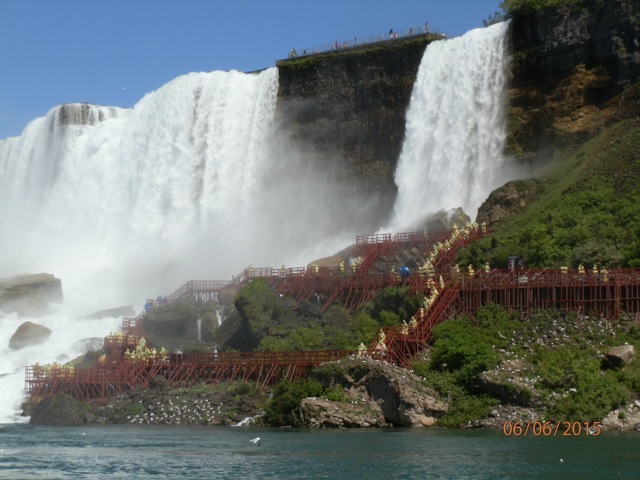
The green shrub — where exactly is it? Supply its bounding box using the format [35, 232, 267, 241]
[438, 395, 497, 428]
[533, 345, 631, 422]
[349, 312, 379, 345]
[430, 318, 500, 386]
[258, 336, 294, 351]
[412, 363, 467, 400]
[263, 378, 324, 426]
[286, 326, 323, 350]
[127, 403, 145, 416]
[619, 360, 640, 394]
[370, 286, 421, 322]
[548, 370, 630, 422]
[323, 386, 347, 402]
[230, 381, 253, 396]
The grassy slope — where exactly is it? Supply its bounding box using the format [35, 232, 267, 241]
[459, 119, 640, 269]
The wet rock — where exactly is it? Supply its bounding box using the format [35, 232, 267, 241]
[9, 321, 52, 349]
[0, 273, 63, 317]
[30, 393, 85, 426]
[86, 382, 269, 426]
[87, 305, 136, 319]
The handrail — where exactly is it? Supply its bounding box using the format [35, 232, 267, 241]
[282, 25, 450, 60]
[28, 223, 640, 401]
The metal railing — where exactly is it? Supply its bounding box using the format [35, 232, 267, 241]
[284, 25, 450, 60]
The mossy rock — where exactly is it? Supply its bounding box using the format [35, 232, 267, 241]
[30, 393, 87, 425]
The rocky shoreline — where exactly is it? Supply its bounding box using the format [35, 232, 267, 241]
[24, 354, 640, 432]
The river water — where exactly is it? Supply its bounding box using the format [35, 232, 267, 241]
[1, 424, 638, 479]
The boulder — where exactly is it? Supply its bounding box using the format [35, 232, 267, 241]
[299, 397, 387, 428]
[0, 273, 63, 317]
[602, 344, 636, 369]
[601, 400, 640, 432]
[9, 321, 52, 349]
[29, 392, 85, 425]
[308, 356, 447, 427]
[417, 207, 471, 231]
[87, 305, 136, 319]
[476, 179, 545, 226]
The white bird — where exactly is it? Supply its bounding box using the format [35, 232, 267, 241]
[250, 437, 261, 446]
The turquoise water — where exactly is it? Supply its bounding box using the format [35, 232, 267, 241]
[1, 424, 639, 479]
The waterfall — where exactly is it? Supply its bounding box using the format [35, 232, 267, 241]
[0, 24, 515, 422]
[0, 69, 282, 422]
[197, 318, 202, 342]
[0, 69, 280, 310]
[0, 65, 377, 421]
[0, 311, 122, 423]
[389, 21, 513, 230]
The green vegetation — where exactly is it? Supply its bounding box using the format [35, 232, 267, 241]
[412, 305, 640, 426]
[174, 381, 254, 398]
[263, 378, 345, 426]
[429, 317, 501, 386]
[252, 284, 420, 352]
[412, 306, 522, 426]
[534, 346, 631, 422]
[127, 403, 145, 416]
[458, 120, 640, 269]
[69, 349, 104, 370]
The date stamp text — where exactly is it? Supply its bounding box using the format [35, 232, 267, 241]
[501, 421, 602, 437]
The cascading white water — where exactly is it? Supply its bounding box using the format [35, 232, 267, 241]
[0, 311, 123, 423]
[389, 21, 513, 230]
[0, 69, 280, 309]
[0, 66, 376, 421]
[0, 69, 284, 422]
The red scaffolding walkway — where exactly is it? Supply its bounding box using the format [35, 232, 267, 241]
[27, 226, 640, 401]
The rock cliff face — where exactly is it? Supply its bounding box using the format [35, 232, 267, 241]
[511, 0, 640, 88]
[507, 0, 640, 165]
[276, 36, 435, 224]
[275, 2, 639, 223]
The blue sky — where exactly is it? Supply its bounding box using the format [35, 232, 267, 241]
[0, 0, 503, 139]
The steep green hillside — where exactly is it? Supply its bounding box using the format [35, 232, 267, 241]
[461, 119, 640, 269]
